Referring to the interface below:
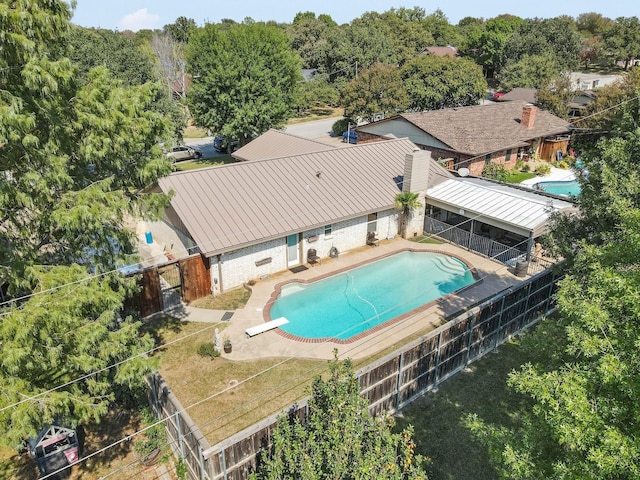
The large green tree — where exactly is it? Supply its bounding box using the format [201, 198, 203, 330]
[251, 354, 428, 479]
[602, 16, 640, 70]
[0, 0, 172, 445]
[498, 52, 561, 90]
[470, 74, 640, 480]
[341, 63, 409, 122]
[186, 22, 300, 144]
[402, 54, 487, 111]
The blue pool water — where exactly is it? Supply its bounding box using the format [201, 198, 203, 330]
[270, 251, 476, 341]
[534, 180, 581, 197]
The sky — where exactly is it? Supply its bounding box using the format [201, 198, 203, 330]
[72, 0, 637, 32]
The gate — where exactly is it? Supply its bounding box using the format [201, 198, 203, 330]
[158, 263, 182, 310]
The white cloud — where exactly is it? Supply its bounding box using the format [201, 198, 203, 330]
[117, 8, 159, 32]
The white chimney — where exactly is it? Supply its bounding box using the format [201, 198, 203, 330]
[403, 148, 432, 193]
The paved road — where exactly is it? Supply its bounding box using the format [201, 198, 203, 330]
[184, 136, 220, 159]
[285, 118, 338, 140]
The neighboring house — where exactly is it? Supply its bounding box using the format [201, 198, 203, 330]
[569, 71, 622, 91]
[301, 68, 318, 81]
[154, 134, 574, 294]
[420, 46, 458, 57]
[568, 91, 597, 119]
[355, 101, 571, 175]
[232, 129, 336, 162]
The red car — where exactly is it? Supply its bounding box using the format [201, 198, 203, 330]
[492, 91, 505, 101]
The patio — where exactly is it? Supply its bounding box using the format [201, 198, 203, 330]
[186, 237, 530, 361]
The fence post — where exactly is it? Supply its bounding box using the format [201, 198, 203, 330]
[176, 411, 185, 459]
[434, 330, 443, 385]
[494, 294, 506, 351]
[198, 445, 206, 480]
[395, 351, 404, 410]
[464, 311, 476, 366]
[221, 447, 227, 480]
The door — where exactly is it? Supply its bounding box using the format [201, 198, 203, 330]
[287, 234, 300, 267]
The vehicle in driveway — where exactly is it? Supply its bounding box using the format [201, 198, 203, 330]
[213, 135, 239, 153]
[342, 130, 357, 144]
[165, 145, 202, 162]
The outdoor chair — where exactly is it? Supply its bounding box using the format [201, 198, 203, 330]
[307, 248, 320, 266]
[366, 231, 380, 247]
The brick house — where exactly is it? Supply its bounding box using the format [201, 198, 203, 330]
[355, 101, 571, 176]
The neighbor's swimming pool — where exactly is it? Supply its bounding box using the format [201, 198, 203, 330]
[269, 251, 476, 341]
[534, 180, 581, 197]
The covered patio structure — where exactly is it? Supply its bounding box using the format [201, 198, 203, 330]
[424, 177, 575, 266]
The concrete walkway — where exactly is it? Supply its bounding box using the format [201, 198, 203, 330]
[519, 166, 576, 188]
[173, 238, 529, 362]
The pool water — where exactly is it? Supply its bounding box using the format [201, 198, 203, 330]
[270, 251, 476, 341]
[534, 180, 581, 197]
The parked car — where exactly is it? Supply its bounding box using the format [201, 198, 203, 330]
[492, 91, 505, 101]
[165, 145, 202, 162]
[342, 130, 357, 144]
[213, 135, 239, 153]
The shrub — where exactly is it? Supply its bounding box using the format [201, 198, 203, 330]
[515, 160, 526, 171]
[134, 407, 166, 458]
[482, 163, 507, 181]
[522, 163, 531, 172]
[197, 342, 220, 359]
[536, 163, 551, 175]
[557, 161, 569, 169]
[331, 117, 354, 136]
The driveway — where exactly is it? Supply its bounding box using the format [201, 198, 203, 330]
[184, 136, 221, 160]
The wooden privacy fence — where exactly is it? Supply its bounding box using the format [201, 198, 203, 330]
[150, 267, 562, 480]
[126, 254, 211, 317]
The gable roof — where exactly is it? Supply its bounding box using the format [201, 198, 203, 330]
[357, 101, 570, 156]
[232, 129, 336, 161]
[158, 139, 453, 257]
[422, 46, 458, 57]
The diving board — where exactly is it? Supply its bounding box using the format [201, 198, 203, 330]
[245, 317, 289, 337]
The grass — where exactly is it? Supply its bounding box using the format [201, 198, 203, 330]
[144, 316, 325, 445]
[183, 126, 209, 138]
[504, 171, 537, 184]
[394, 338, 535, 480]
[174, 154, 235, 171]
[189, 287, 251, 310]
[287, 106, 344, 125]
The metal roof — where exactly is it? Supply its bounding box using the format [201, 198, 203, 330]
[426, 177, 575, 237]
[158, 138, 453, 256]
[232, 129, 336, 161]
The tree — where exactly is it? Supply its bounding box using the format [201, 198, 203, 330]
[402, 54, 487, 111]
[163, 16, 197, 43]
[341, 63, 409, 122]
[502, 17, 582, 72]
[150, 32, 187, 99]
[423, 8, 461, 46]
[0, 0, 172, 445]
[536, 73, 574, 119]
[602, 16, 640, 70]
[576, 12, 614, 36]
[294, 77, 339, 114]
[251, 353, 428, 479]
[498, 52, 561, 90]
[469, 79, 640, 480]
[186, 22, 300, 144]
[395, 192, 423, 239]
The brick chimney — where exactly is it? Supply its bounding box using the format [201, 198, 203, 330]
[521, 104, 537, 128]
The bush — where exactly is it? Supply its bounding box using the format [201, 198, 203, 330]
[197, 342, 220, 359]
[557, 160, 569, 169]
[134, 407, 166, 459]
[535, 163, 551, 175]
[482, 163, 507, 181]
[515, 160, 526, 171]
[331, 117, 354, 137]
[522, 163, 531, 172]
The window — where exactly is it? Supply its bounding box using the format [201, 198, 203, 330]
[505, 149, 512, 162]
[367, 213, 377, 233]
[324, 224, 332, 237]
[484, 153, 492, 165]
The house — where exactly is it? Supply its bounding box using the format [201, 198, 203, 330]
[154, 134, 574, 294]
[232, 129, 336, 162]
[355, 101, 571, 175]
[420, 46, 458, 57]
[569, 71, 622, 91]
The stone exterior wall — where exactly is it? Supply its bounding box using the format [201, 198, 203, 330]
[212, 209, 400, 292]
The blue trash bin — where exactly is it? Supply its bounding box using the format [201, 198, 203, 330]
[145, 231, 153, 244]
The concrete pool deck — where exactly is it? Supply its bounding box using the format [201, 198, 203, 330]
[519, 166, 576, 188]
[179, 238, 534, 361]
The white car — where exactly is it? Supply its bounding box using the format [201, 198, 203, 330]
[165, 145, 202, 162]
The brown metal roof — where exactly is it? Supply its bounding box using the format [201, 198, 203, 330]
[158, 138, 453, 256]
[232, 129, 336, 161]
[359, 101, 570, 156]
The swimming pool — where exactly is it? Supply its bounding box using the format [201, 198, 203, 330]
[268, 250, 477, 342]
[534, 180, 581, 197]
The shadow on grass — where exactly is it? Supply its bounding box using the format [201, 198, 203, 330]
[174, 155, 235, 171]
[394, 340, 536, 480]
[140, 312, 187, 349]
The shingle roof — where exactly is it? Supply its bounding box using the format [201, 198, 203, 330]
[422, 46, 458, 57]
[158, 138, 453, 256]
[499, 88, 537, 104]
[363, 101, 570, 156]
[232, 129, 336, 161]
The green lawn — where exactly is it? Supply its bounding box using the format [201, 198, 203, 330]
[504, 171, 537, 184]
[174, 155, 235, 171]
[395, 338, 534, 480]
